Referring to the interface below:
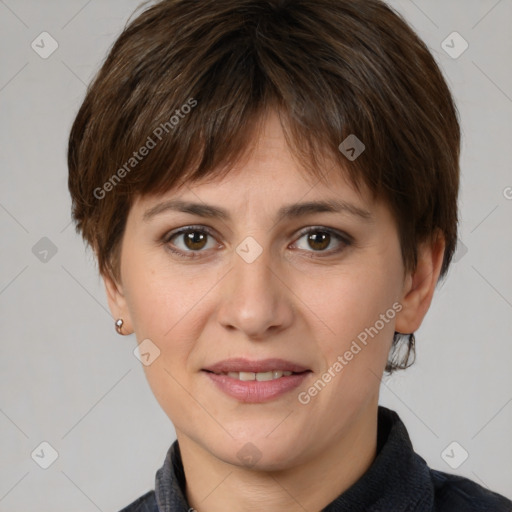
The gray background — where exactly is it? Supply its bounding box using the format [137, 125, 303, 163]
[1, 0, 511, 510]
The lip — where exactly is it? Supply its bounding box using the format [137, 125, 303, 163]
[204, 372, 310, 403]
[203, 357, 310, 374]
[202, 358, 311, 403]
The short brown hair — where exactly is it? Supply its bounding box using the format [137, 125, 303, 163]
[68, 0, 460, 371]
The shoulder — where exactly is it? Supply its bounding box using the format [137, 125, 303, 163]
[430, 469, 512, 511]
[117, 490, 158, 512]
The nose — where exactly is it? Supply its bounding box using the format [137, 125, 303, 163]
[216, 246, 295, 339]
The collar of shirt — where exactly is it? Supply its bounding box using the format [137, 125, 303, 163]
[153, 406, 433, 512]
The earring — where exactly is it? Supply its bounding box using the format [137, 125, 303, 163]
[115, 318, 124, 335]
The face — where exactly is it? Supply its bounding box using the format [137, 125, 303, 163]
[105, 112, 442, 471]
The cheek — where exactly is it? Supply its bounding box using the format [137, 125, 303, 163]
[121, 248, 221, 389]
[120, 255, 212, 428]
[121, 245, 202, 338]
[311, 258, 403, 372]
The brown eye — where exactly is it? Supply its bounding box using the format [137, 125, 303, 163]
[164, 226, 218, 258]
[306, 232, 331, 251]
[182, 231, 208, 250]
[292, 227, 352, 256]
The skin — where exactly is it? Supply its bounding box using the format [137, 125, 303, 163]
[104, 111, 445, 512]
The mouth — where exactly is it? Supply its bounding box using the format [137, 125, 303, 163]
[203, 357, 310, 374]
[202, 358, 312, 403]
[204, 369, 296, 381]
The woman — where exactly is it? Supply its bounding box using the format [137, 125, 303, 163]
[67, 0, 512, 510]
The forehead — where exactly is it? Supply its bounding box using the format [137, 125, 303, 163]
[132, 111, 374, 216]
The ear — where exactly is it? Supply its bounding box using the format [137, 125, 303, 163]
[395, 231, 446, 335]
[102, 270, 134, 335]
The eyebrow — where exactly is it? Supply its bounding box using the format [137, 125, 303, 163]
[143, 198, 374, 223]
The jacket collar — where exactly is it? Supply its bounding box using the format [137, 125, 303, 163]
[155, 406, 434, 511]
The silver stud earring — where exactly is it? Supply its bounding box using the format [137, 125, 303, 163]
[115, 318, 124, 335]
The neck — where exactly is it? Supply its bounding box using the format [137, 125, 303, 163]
[177, 402, 379, 512]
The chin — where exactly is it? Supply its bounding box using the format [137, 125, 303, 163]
[205, 431, 307, 472]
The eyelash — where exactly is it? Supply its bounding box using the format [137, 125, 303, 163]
[161, 225, 353, 259]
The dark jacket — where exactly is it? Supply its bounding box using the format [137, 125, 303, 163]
[119, 406, 512, 511]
